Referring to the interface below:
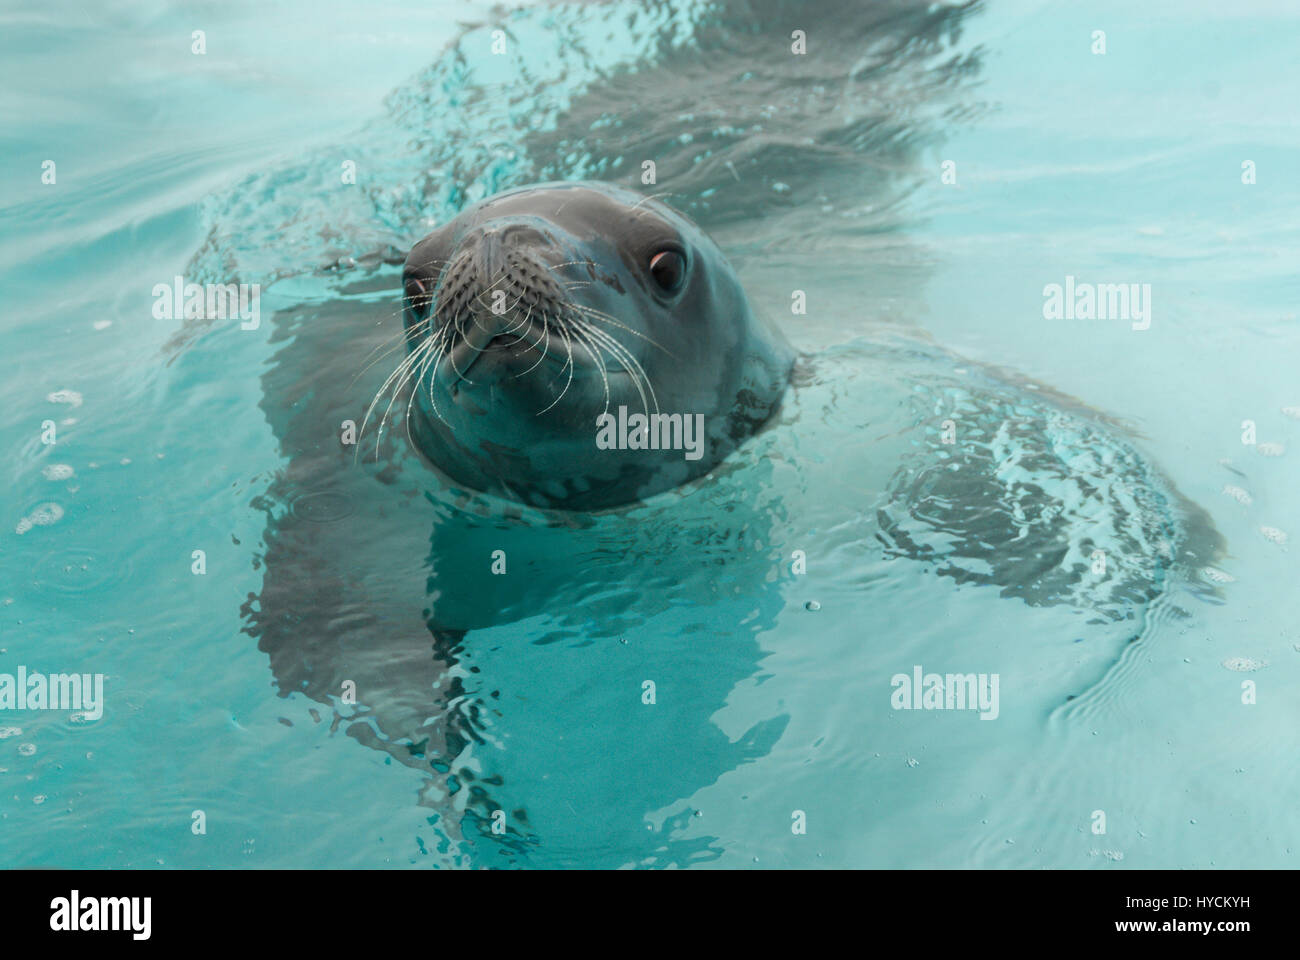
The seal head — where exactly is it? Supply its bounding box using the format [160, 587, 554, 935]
[399, 182, 793, 509]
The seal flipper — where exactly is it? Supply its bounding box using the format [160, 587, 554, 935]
[869, 340, 1225, 711]
[789, 337, 1225, 717]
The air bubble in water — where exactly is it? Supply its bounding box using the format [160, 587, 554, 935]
[16, 502, 64, 535]
[1221, 485, 1251, 506]
[47, 389, 82, 407]
[1222, 657, 1266, 672]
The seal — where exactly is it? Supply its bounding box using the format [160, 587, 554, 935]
[392, 182, 795, 510]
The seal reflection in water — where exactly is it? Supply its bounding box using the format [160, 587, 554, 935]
[388, 182, 794, 509]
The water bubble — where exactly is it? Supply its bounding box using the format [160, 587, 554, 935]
[1256, 442, 1284, 457]
[46, 390, 82, 407]
[1282, 406, 1300, 420]
[0, 727, 21, 739]
[1222, 657, 1266, 672]
[1221, 484, 1251, 506]
[805, 600, 821, 611]
[1202, 567, 1236, 584]
[15, 502, 64, 535]
[17, 744, 36, 756]
[31, 548, 126, 596]
[1260, 526, 1288, 545]
[41, 464, 75, 481]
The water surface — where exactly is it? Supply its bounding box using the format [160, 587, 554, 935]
[2, 0, 1297, 868]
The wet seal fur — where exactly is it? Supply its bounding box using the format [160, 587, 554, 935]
[392, 182, 794, 510]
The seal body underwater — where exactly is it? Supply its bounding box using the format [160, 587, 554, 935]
[393, 181, 794, 510]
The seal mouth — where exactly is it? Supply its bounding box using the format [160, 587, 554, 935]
[439, 305, 552, 385]
[448, 331, 535, 383]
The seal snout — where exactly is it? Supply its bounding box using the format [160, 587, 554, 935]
[474, 222, 549, 277]
[422, 225, 578, 387]
[433, 227, 567, 328]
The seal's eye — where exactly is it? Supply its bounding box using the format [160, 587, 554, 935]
[404, 276, 428, 315]
[648, 250, 686, 294]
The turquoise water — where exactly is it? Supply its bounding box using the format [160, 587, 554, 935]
[2, 0, 1297, 869]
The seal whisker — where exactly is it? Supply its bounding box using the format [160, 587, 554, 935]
[567, 310, 653, 392]
[541, 259, 601, 271]
[423, 325, 458, 426]
[441, 311, 480, 385]
[566, 321, 612, 418]
[403, 255, 455, 275]
[567, 302, 676, 360]
[570, 315, 658, 419]
[458, 270, 526, 337]
[535, 315, 577, 416]
[403, 326, 448, 439]
[361, 335, 431, 442]
[514, 311, 556, 379]
[379, 334, 440, 440]
[628, 191, 679, 221]
[357, 334, 437, 461]
[349, 320, 432, 389]
[510, 306, 552, 378]
[498, 297, 536, 341]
